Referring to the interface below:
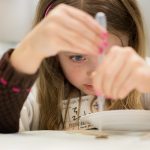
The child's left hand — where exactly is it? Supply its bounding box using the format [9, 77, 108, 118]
[92, 46, 150, 99]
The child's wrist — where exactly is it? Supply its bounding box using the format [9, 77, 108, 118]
[10, 43, 44, 74]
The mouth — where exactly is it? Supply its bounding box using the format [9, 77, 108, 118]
[83, 84, 95, 93]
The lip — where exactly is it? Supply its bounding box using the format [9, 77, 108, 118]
[84, 84, 95, 92]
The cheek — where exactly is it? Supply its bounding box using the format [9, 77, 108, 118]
[64, 66, 78, 80]
[60, 62, 84, 86]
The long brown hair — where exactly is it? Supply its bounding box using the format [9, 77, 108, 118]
[34, 0, 146, 130]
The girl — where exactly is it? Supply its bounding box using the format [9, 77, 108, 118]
[0, 0, 150, 133]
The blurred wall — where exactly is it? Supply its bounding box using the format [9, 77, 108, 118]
[0, 0, 39, 54]
[0, 0, 39, 42]
[137, 0, 150, 56]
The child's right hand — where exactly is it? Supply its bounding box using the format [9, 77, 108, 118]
[10, 4, 105, 74]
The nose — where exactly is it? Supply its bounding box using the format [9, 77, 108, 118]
[86, 60, 98, 77]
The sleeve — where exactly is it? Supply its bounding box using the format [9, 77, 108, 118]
[19, 85, 40, 132]
[141, 93, 150, 110]
[0, 49, 38, 133]
[140, 57, 150, 109]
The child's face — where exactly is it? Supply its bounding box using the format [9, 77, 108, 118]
[58, 33, 128, 95]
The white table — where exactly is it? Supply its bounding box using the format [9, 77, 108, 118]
[0, 130, 150, 150]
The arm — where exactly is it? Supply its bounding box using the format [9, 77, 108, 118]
[0, 49, 38, 133]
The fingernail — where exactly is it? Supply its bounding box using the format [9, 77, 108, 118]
[99, 47, 104, 54]
[99, 40, 108, 48]
[99, 41, 108, 54]
[100, 32, 108, 40]
[103, 40, 109, 48]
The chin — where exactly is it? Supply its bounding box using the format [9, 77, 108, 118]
[82, 90, 96, 96]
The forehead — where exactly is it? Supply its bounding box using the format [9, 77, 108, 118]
[109, 32, 129, 46]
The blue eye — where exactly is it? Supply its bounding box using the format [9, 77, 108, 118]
[69, 55, 86, 62]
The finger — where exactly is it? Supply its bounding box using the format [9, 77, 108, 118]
[131, 65, 150, 93]
[52, 11, 103, 47]
[112, 61, 132, 99]
[51, 23, 99, 55]
[112, 55, 140, 99]
[60, 4, 106, 35]
[117, 74, 136, 99]
[103, 46, 126, 97]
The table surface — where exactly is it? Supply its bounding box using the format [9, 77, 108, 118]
[0, 130, 150, 150]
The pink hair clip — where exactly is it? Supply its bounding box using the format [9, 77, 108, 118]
[44, 1, 55, 17]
